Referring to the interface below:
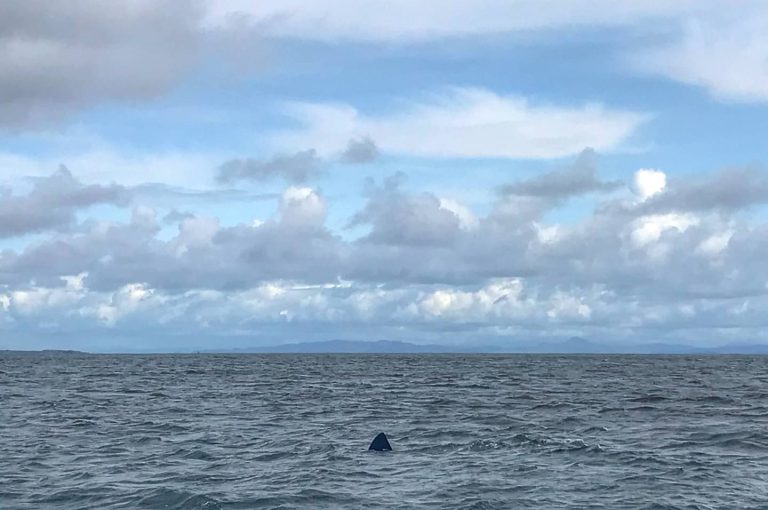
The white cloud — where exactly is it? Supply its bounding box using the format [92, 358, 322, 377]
[420, 288, 475, 317]
[630, 213, 699, 248]
[534, 223, 561, 244]
[93, 283, 155, 326]
[633, 168, 667, 201]
[273, 88, 648, 159]
[547, 291, 592, 320]
[0, 276, 87, 316]
[696, 230, 733, 258]
[418, 279, 526, 319]
[204, 2, 768, 106]
[61, 273, 88, 291]
[632, 9, 768, 103]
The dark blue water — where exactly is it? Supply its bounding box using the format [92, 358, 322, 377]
[2, 353, 768, 509]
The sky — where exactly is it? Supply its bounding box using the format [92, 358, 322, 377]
[3, 1, 768, 351]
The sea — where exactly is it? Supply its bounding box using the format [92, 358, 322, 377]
[2, 352, 767, 509]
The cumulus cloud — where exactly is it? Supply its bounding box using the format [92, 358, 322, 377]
[0, 166, 128, 238]
[272, 88, 649, 159]
[0, 0, 203, 128]
[92, 283, 155, 326]
[349, 176, 464, 247]
[0, 184, 343, 292]
[216, 150, 323, 184]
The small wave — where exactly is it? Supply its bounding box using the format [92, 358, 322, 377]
[95, 445, 130, 455]
[466, 439, 508, 451]
[580, 425, 609, 434]
[137, 488, 221, 509]
[119, 387, 146, 394]
[252, 451, 292, 462]
[550, 438, 604, 453]
[625, 395, 670, 403]
[69, 470, 95, 481]
[626, 405, 660, 412]
[509, 433, 550, 447]
[684, 395, 735, 405]
[661, 431, 768, 451]
[463, 499, 506, 509]
[411, 429, 475, 440]
[71, 418, 97, 427]
[132, 435, 162, 445]
[531, 401, 571, 410]
[170, 448, 217, 461]
[597, 406, 626, 414]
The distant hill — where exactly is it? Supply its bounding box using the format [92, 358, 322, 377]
[4, 340, 768, 355]
[204, 338, 768, 355]
[0, 349, 87, 355]
[205, 340, 472, 354]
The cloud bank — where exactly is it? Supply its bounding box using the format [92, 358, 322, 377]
[3, 159, 768, 349]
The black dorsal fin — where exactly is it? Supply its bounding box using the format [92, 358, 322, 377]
[368, 432, 392, 451]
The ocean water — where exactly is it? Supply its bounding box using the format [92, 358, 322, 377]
[2, 353, 768, 509]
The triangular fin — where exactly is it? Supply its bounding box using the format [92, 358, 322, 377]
[368, 432, 392, 451]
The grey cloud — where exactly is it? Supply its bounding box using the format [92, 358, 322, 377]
[342, 176, 540, 284]
[216, 150, 322, 184]
[500, 149, 620, 199]
[0, 166, 128, 238]
[0, 189, 344, 292]
[340, 137, 379, 164]
[0, 0, 202, 128]
[342, 169, 767, 303]
[217, 138, 379, 185]
[348, 176, 462, 247]
[645, 166, 768, 213]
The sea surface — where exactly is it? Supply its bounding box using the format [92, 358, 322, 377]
[2, 353, 768, 509]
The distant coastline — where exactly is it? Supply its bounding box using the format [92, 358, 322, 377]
[3, 339, 768, 355]
[0, 349, 88, 355]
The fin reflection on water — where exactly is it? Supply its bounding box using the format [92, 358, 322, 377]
[368, 432, 392, 451]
